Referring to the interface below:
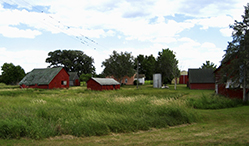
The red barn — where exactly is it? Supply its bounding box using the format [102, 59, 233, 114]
[19, 67, 69, 89]
[87, 77, 120, 91]
[188, 68, 215, 90]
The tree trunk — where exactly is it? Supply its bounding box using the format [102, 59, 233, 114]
[243, 68, 248, 102]
[174, 77, 177, 90]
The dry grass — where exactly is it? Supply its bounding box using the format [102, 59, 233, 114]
[112, 97, 136, 103]
[150, 97, 187, 106]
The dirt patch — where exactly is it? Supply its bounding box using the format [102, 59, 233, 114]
[49, 135, 78, 140]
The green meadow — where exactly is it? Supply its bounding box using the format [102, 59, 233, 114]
[0, 83, 248, 145]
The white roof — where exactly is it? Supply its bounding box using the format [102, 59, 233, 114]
[91, 77, 120, 85]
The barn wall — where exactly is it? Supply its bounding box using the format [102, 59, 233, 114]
[87, 79, 102, 90]
[70, 79, 80, 86]
[102, 85, 121, 90]
[20, 84, 49, 89]
[189, 83, 215, 90]
[214, 65, 244, 99]
[49, 68, 69, 89]
[75, 79, 80, 86]
[179, 75, 188, 84]
[217, 84, 243, 99]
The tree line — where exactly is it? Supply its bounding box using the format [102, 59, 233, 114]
[0, 48, 180, 85]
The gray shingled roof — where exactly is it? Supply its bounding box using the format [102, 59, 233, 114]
[68, 72, 79, 81]
[91, 77, 120, 85]
[188, 68, 215, 83]
[19, 67, 64, 86]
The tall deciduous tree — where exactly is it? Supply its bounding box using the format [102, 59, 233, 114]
[45, 50, 95, 75]
[156, 48, 180, 85]
[134, 54, 156, 80]
[1, 63, 25, 85]
[102, 51, 135, 83]
[220, 3, 249, 101]
[200, 61, 217, 70]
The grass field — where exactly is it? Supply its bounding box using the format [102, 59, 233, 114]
[0, 84, 248, 145]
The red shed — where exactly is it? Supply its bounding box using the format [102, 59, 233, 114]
[19, 67, 69, 89]
[87, 77, 120, 91]
[188, 68, 215, 90]
[179, 75, 188, 84]
[68, 72, 80, 86]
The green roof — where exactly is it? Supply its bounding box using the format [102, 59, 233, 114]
[91, 77, 120, 85]
[19, 67, 64, 86]
[188, 68, 215, 83]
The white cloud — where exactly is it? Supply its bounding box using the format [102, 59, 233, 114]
[0, 0, 247, 74]
[0, 48, 49, 74]
[0, 0, 244, 41]
[195, 15, 234, 30]
[220, 27, 233, 37]
[173, 38, 224, 70]
[0, 26, 41, 38]
[201, 42, 216, 49]
[152, 37, 177, 43]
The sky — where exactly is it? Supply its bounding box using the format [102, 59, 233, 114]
[0, 0, 248, 75]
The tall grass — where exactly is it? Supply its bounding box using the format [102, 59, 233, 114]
[0, 86, 197, 139]
[0, 83, 19, 89]
[187, 93, 243, 109]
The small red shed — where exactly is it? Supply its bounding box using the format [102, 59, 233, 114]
[87, 77, 120, 91]
[19, 67, 69, 89]
[188, 68, 215, 90]
[68, 72, 80, 86]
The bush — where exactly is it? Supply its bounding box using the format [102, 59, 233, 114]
[144, 80, 153, 85]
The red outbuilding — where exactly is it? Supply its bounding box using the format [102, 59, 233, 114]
[214, 65, 248, 99]
[188, 68, 215, 90]
[19, 67, 69, 89]
[68, 72, 80, 86]
[87, 77, 120, 91]
[179, 75, 188, 84]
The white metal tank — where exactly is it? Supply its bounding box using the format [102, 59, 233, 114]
[153, 73, 162, 88]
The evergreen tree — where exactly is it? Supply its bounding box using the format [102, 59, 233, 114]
[200, 61, 217, 70]
[221, 3, 249, 101]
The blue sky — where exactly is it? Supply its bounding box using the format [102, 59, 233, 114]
[0, 0, 247, 74]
